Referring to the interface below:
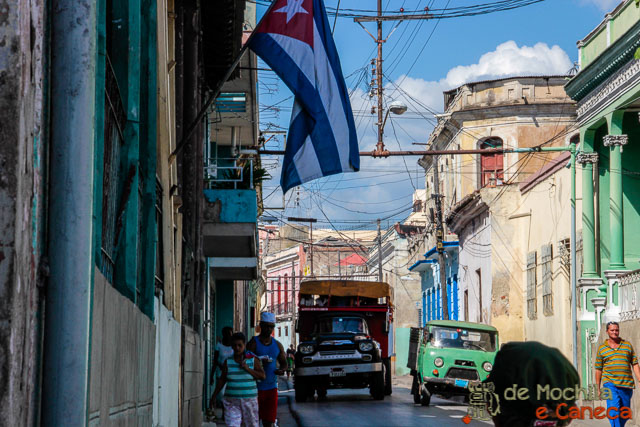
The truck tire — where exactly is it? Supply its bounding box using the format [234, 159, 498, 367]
[412, 376, 421, 404]
[383, 358, 392, 395]
[294, 378, 310, 403]
[370, 370, 385, 400]
[420, 386, 431, 407]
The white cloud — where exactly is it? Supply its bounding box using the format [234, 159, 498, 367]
[263, 41, 574, 224]
[580, 0, 622, 12]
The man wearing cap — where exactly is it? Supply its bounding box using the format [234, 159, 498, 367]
[595, 321, 640, 427]
[247, 312, 287, 427]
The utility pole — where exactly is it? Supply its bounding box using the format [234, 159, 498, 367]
[377, 219, 383, 282]
[291, 260, 297, 347]
[287, 217, 317, 277]
[432, 157, 449, 320]
[354, 6, 431, 157]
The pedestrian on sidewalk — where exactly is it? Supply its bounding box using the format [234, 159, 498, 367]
[210, 332, 265, 427]
[286, 345, 295, 378]
[206, 326, 234, 421]
[247, 312, 287, 427]
[486, 341, 579, 427]
[595, 321, 640, 427]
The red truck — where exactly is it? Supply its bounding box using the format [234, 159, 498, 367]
[293, 280, 394, 401]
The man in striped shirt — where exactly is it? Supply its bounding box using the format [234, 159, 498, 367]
[595, 321, 640, 427]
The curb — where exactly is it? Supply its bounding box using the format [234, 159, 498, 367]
[279, 377, 303, 427]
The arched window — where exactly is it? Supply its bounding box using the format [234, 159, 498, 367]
[480, 138, 504, 188]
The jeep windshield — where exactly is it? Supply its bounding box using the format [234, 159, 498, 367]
[314, 317, 369, 334]
[430, 327, 496, 352]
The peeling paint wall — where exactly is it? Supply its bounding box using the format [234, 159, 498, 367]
[0, 0, 48, 424]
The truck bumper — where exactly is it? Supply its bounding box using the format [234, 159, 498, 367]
[424, 377, 481, 394]
[295, 362, 382, 377]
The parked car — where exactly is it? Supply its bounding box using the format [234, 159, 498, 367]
[408, 320, 499, 406]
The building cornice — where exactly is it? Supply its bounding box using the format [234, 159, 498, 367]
[565, 20, 640, 102]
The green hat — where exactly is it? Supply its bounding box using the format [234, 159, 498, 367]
[487, 341, 580, 419]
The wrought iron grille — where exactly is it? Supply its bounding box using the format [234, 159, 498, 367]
[100, 55, 126, 282]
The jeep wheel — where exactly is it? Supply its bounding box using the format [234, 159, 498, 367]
[383, 358, 392, 395]
[412, 376, 421, 404]
[370, 370, 385, 400]
[420, 386, 431, 407]
[294, 378, 310, 403]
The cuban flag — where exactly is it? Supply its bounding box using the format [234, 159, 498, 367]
[249, 0, 359, 194]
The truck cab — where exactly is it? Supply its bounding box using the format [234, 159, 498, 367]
[408, 320, 498, 406]
[294, 280, 393, 402]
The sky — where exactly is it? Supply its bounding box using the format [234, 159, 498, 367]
[254, 0, 616, 230]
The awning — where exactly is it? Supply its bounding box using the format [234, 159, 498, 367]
[300, 280, 391, 302]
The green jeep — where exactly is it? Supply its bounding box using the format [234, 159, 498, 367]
[408, 320, 499, 406]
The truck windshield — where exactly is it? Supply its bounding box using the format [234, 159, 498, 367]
[315, 317, 369, 334]
[430, 327, 496, 352]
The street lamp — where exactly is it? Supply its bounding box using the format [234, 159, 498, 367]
[374, 100, 408, 157]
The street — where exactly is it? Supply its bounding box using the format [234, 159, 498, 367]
[273, 376, 610, 427]
[275, 376, 490, 427]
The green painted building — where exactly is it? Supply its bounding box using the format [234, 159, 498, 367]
[565, 0, 640, 387]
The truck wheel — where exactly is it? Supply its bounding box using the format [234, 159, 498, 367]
[294, 378, 309, 403]
[420, 386, 431, 407]
[370, 370, 385, 400]
[383, 358, 392, 395]
[412, 376, 421, 404]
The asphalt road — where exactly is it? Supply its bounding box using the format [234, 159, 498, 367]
[276, 376, 491, 427]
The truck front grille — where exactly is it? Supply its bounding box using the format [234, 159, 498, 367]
[455, 360, 476, 367]
[445, 368, 479, 381]
[319, 350, 356, 357]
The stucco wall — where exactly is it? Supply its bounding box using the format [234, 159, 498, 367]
[182, 326, 204, 427]
[522, 165, 582, 361]
[89, 268, 156, 426]
[153, 296, 181, 427]
[458, 210, 493, 325]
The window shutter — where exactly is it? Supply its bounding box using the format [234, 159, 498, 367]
[527, 251, 537, 320]
[542, 244, 553, 316]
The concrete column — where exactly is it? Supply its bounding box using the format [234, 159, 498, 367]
[578, 128, 598, 278]
[42, 0, 97, 424]
[604, 111, 627, 270]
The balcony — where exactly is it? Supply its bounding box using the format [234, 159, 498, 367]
[203, 158, 259, 280]
[619, 270, 640, 321]
[272, 302, 294, 317]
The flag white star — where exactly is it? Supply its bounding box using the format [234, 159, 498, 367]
[274, 0, 309, 24]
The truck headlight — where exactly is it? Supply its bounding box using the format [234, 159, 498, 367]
[299, 344, 315, 354]
[359, 342, 374, 352]
[434, 357, 444, 368]
[483, 362, 493, 372]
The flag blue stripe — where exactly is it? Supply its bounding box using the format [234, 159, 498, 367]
[312, 0, 359, 170]
[251, 33, 343, 174]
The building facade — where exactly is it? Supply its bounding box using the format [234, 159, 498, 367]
[564, 0, 640, 394]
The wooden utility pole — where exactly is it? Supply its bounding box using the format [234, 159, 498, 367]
[354, 7, 432, 157]
[432, 157, 449, 320]
[287, 217, 317, 277]
[377, 219, 383, 282]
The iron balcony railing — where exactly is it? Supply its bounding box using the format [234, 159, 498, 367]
[204, 157, 254, 190]
[619, 269, 640, 321]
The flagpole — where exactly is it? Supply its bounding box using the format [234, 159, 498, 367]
[169, 1, 279, 162]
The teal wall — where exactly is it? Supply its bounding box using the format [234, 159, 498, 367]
[216, 280, 235, 333]
[621, 112, 640, 271]
[92, 0, 157, 318]
[203, 189, 258, 223]
[395, 327, 411, 376]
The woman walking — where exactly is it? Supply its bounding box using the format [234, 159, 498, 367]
[211, 332, 265, 427]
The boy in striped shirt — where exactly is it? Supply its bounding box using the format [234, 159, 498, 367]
[595, 321, 640, 427]
[211, 332, 266, 427]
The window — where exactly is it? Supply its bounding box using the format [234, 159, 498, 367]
[476, 269, 483, 323]
[527, 251, 537, 320]
[284, 274, 288, 312]
[480, 138, 504, 188]
[542, 244, 553, 316]
[278, 327, 281, 337]
[285, 326, 289, 336]
[270, 281, 275, 313]
[464, 289, 469, 321]
[277, 278, 281, 313]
